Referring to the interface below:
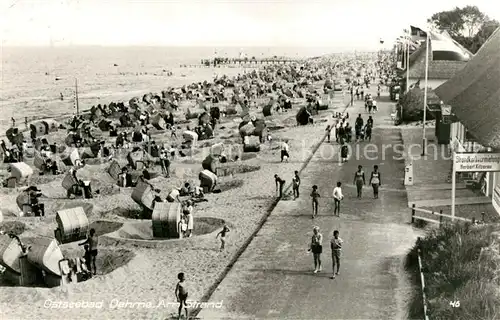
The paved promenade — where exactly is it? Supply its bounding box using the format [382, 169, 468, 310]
[198, 90, 423, 319]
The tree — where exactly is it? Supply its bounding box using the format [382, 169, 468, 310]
[428, 6, 499, 53]
[461, 6, 487, 37]
[397, 88, 436, 122]
[470, 19, 500, 52]
[428, 7, 465, 38]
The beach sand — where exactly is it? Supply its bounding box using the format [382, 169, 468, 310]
[1, 66, 251, 135]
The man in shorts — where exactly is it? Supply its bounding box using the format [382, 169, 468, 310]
[79, 228, 98, 275]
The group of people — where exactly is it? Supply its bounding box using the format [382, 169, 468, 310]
[309, 227, 343, 279]
[178, 200, 195, 238]
[274, 170, 301, 199]
[67, 160, 94, 199]
[0, 139, 31, 164]
[354, 114, 374, 142]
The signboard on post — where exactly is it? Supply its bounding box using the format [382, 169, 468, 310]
[454, 153, 500, 172]
[451, 152, 500, 220]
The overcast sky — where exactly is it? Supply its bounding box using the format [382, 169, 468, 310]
[1, 0, 499, 49]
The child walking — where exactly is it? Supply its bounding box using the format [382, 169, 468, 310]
[325, 125, 331, 142]
[330, 230, 344, 279]
[175, 272, 189, 319]
[332, 182, 343, 216]
[292, 170, 301, 200]
[308, 226, 323, 273]
[310, 185, 320, 218]
[216, 225, 230, 251]
[341, 141, 349, 163]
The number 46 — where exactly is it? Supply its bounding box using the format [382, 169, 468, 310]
[450, 301, 460, 308]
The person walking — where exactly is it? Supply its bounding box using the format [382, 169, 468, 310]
[310, 185, 320, 218]
[363, 123, 371, 141]
[338, 123, 345, 144]
[159, 147, 170, 177]
[332, 182, 343, 216]
[355, 114, 363, 141]
[281, 139, 290, 162]
[292, 170, 301, 200]
[335, 121, 341, 142]
[308, 226, 323, 273]
[330, 230, 343, 279]
[325, 125, 331, 143]
[370, 165, 382, 199]
[367, 115, 374, 128]
[353, 165, 366, 199]
[340, 141, 349, 163]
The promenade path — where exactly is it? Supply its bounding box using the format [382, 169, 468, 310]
[198, 88, 423, 319]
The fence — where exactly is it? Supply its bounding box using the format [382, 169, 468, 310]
[416, 237, 430, 320]
[410, 204, 473, 226]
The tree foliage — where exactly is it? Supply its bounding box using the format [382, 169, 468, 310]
[397, 88, 436, 122]
[428, 6, 499, 53]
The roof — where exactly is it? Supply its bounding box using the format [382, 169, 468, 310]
[440, 30, 474, 57]
[434, 27, 500, 148]
[402, 32, 469, 79]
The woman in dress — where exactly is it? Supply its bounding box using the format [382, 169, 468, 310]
[370, 165, 382, 199]
[308, 226, 323, 273]
[353, 165, 366, 199]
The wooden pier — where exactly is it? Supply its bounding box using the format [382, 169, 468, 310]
[181, 56, 304, 68]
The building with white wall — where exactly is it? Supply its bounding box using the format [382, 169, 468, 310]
[435, 27, 500, 213]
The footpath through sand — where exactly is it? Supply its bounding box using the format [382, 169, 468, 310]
[199, 88, 423, 319]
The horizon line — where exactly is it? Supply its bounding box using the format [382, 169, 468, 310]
[0, 44, 386, 51]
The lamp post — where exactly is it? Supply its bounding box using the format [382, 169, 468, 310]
[421, 30, 430, 156]
[56, 77, 79, 116]
[406, 28, 410, 93]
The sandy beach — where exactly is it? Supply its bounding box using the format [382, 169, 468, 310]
[0, 54, 348, 319]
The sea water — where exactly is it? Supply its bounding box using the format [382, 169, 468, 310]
[0, 46, 334, 134]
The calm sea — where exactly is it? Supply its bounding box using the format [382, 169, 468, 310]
[0, 46, 337, 134]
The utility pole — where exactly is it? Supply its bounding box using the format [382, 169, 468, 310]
[75, 78, 79, 116]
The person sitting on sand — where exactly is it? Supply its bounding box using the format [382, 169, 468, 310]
[179, 182, 191, 196]
[27, 186, 45, 217]
[119, 167, 133, 188]
[44, 159, 60, 175]
[167, 188, 181, 202]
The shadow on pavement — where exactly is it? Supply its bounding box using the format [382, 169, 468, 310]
[248, 268, 330, 278]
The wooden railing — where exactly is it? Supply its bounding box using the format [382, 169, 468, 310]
[410, 204, 473, 226]
[416, 237, 430, 320]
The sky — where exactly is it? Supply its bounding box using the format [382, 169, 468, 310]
[1, 0, 499, 50]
